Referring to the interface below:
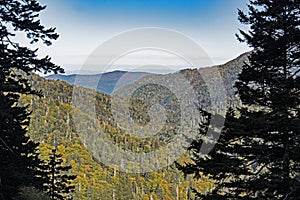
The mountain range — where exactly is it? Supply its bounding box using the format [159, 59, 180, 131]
[45, 70, 154, 94]
[24, 52, 249, 199]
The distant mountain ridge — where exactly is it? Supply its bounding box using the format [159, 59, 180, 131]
[45, 70, 154, 94]
[115, 52, 250, 110]
[46, 52, 250, 96]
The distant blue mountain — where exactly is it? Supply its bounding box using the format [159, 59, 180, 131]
[45, 70, 154, 94]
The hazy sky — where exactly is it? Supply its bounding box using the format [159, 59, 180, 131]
[36, 0, 251, 74]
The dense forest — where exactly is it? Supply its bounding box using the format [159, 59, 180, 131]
[20, 52, 247, 199]
[1, 0, 299, 199]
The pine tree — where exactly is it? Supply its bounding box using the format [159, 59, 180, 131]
[14, 186, 51, 200]
[0, 0, 63, 199]
[234, 0, 300, 198]
[38, 148, 76, 200]
[177, 110, 236, 199]
[178, 0, 300, 199]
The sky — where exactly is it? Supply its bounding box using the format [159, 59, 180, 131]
[36, 0, 251, 74]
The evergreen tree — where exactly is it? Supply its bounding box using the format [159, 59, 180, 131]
[0, 0, 63, 199]
[38, 148, 76, 200]
[14, 186, 51, 200]
[177, 110, 234, 199]
[178, 0, 300, 199]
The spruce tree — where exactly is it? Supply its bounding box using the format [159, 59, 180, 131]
[178, 0, 300, 199]
[0, 0, 63, 199]
[38, 148, 76, 200]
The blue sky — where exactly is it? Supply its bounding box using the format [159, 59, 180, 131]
[37, 0, 250, 74]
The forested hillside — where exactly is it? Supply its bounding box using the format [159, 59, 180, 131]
[21, 53, 248, 199]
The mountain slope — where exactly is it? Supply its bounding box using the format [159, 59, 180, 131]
[23, 52, 249, 199]
[116, 52, 249, 111]
[46, 71, 154, 94]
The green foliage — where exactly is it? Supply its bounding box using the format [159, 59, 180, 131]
[179, 0, 300, 199]
[14, 186, 51, 200]
[235, 0, 300, 198]
[37, 147, 76, 200]
[0, 1, 248, 199]
[0, 0, 63, 199]
[18, 41, 246, 199]
[22, 60, 245, 199]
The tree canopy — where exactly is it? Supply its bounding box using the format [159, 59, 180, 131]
[178, 0, 300, 199]
[0, 0, 63, 199]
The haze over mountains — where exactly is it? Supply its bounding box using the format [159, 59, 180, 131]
[46, 52, 249, 96]
[46, 71, 154, 94]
